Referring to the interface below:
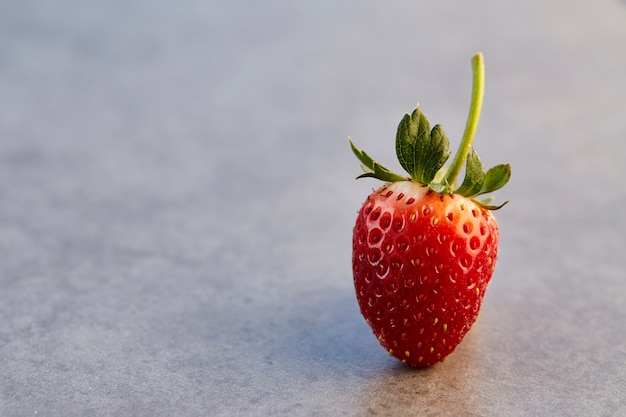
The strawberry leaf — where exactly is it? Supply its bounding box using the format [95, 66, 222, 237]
[453, 148, 484, 197]
[396, 107, 450, 185]
[475, 199, 509, 210]
[349, 139, 407, 183]
[348, 53, 510, 211]
[476, 164, 511, 196]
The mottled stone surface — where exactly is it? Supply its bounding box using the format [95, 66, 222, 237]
[1, 1, 625, 416]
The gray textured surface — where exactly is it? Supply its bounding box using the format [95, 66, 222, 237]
[1, 1, 626, 416]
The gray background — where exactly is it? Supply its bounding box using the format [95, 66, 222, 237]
[1, 1, 625, 416]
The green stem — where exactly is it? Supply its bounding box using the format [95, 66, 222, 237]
[444, 52, 485, 188]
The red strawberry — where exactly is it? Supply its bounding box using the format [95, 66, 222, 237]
[350, 53, 510, 367]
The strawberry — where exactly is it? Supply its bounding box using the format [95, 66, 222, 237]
[350, 53, 510, 367]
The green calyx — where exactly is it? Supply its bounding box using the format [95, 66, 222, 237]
[349, 52, 510, 210]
